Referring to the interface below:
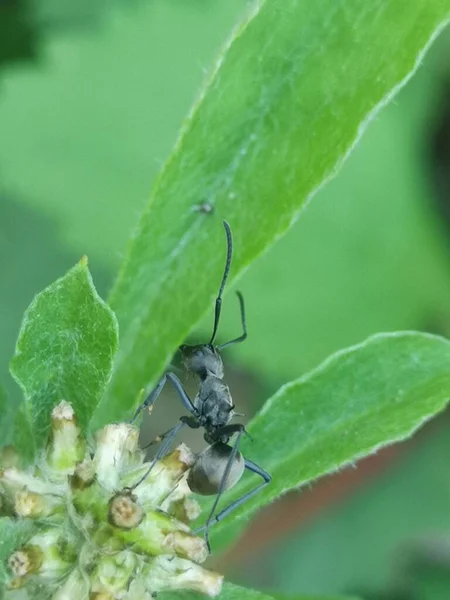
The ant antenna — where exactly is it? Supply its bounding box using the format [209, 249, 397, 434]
[209, 220, 233, 346]
[218, 291, 247, 349]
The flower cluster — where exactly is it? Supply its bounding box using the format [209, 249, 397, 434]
[0, 401, 223, 599]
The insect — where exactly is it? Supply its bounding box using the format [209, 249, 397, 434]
[129, 220, 271, 550]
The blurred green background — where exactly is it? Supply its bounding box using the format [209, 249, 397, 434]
[1, 2, 450, 599]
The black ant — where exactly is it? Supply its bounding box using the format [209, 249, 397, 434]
[129, 221, 271, 551]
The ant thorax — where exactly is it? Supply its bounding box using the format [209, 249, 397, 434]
[180, 344, 224, 379]
[193, 376, 234, 430]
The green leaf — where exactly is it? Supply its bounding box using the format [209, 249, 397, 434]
[160, 582, 358, 600]
[204, 332, 450, 549]
[0, 385, 34, 463]
[98, 0, 450, 421]
[0, 385, 13, 448]
[11, 406, 36, 464]
[0, 518, 37, 584]
[10, 258, 119, 448]
[259, 416, 450, 595]
[195, 53, 450, 385]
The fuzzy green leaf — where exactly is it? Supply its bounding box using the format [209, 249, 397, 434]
[0, 518, 37, 584]
[205, 332, 450, 549]
[0, 386, 34, 463]
[0, 386, 13, 450]
[10, 258, 119, 447]
[11, 407, 36, 465]
[97, 0, 450, 422]
[161, 583, 358, 600]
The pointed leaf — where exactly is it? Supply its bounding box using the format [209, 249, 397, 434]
[10, 258, 119, 447]
[205, 332, 450, 549]
[97, 0, 450, 422]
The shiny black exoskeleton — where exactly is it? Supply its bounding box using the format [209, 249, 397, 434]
[129, 221, 271, 551]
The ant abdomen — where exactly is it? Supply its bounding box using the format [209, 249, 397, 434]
[187, 442, 245, 496]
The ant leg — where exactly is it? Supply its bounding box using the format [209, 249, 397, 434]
[194, 426, 246, 551]
[129, 419, 187, 490]
[131, 372, 196, 423]
[211, 423, 253, 442]
[208, 460, 271, 525]
[195, 458, 271, 550]
[130, 375, 167, 423]
[130, 415, 200, 490]
[142, 414, 201, 450]
[141, 427, 175, 450]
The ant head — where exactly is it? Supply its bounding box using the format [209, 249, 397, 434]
[179, 344, 224, 379]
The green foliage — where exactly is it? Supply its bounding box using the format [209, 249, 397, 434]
[98, 0, 450, 423]
[202, 69, 450, 383]
[0, 384, 34, 462]
[204, 332, 450, 550]
[0, 518, 37, 584]
[0, 385, 13, 449]
[0, 1, 243, 267]
[260, 416, 450, 596]
[161, 582, 358, 600]
[0, 1, 243, 395]
[1, 1, 450, 599]
[10, 259, 118, 448]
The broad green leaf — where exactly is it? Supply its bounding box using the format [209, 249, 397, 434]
[10, 258, 119, 447]
[160, 582, 358, 600]
[264, 423, 450, 595]
[98, 0, 450, 421]
[0, 518, 37, 584]
[203, 332, 450, 549]
[196, 51, 450, 385]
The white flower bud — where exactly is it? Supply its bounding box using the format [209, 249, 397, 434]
[0, 468, 64, 499]
[94, 424, 141, 490]
[162, 531, 209, 564]
[14, 490, 61, 518]
[142, 556, 223, 597]
[90, 551, 136, 597]
[124, 579, 153, 600]
[20, 530, 75, 581]
[123, 444, 195, 510]
[70, 459, 96, 490]
[46, 401, 85, 476]
[5, 404, 223, 599]
[160, 472, 201, 522]
[51, 568, 89, 600]
[8, 547, 42, 578]
[110, 505, 208, 563]
[108, 492, 144, 529]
